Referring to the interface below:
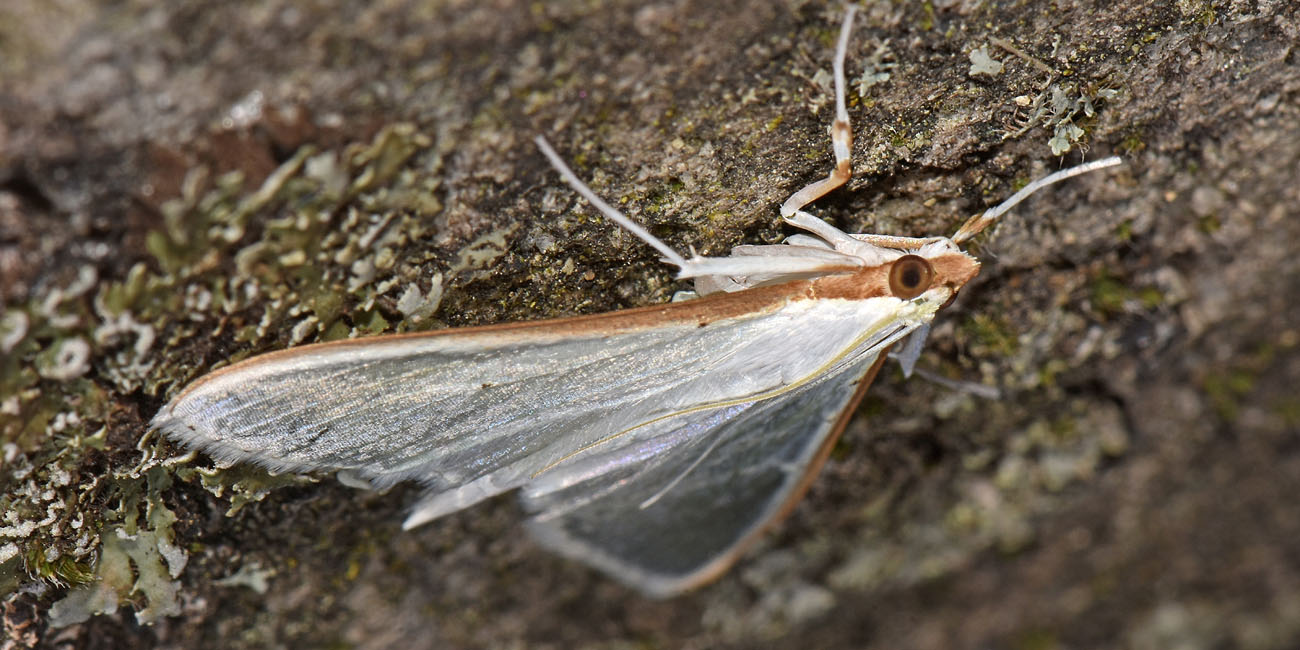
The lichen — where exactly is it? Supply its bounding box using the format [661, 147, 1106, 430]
[2, 118, 448, 626]
[852, 40, 895, 94]
[213, 562, 273, 595]
[968, 46, 1005, 77]
[184, 463, 318, 518]
[46, 524, 183, 628]
[1000, 76, 1120, 155]
[36, 452, 187, 627]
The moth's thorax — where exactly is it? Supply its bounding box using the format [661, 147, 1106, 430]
[806, 251, 980, 302]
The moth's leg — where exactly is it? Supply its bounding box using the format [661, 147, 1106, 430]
[912, 368, 1002, 400]
[779, 6, 857, 219]
[782, 209, 900, 265]
[784, 209, 862, 248]
[850, 234, 950, 249]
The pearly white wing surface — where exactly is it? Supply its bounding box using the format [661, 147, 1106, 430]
[153, 290, 931, 590]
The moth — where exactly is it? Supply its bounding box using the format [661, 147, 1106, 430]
[152, 7, 1120, 597]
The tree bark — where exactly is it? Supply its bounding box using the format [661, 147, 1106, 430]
[2, 0, 1298, 648]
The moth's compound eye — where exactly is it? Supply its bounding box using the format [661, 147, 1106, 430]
[889, 255, 934, 299]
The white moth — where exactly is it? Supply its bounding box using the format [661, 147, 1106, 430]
[152, 7, 1121, 597]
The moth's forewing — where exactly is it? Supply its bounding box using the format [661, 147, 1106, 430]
[152, 283, 923, 520]
[154, 298, 775, 485]
[521, 324, 906, 597]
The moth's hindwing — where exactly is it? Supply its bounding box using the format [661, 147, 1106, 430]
[521, 339, 893, 596]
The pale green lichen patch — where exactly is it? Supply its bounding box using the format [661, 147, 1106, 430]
[35, 451, 187, 627]
[446, 225, 521, 278]
[45, 531, 134, 628]
[184, 464, 319, 518]
[394, 274, 444, 324]
[46, 524, 183, 628]
[2, 118, 446, 624]
[213, 562, 273, 594]
[1003, 82, 1120, 155]
[852, 40, 896, 95]
[1, 363, 112, 588]
[968, 46, 1004, 77]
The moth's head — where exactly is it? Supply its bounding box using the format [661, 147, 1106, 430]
[809, 239, 979, 309]
[887, 239, 980, 309]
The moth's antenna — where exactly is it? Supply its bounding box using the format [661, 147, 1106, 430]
[535, 135, 689, 268]
[952, 156, 1123, 243]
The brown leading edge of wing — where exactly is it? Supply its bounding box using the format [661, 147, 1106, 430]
[162, 261, 898, 407]
[163, 251, 979, 408]
[669, 349, 892, 594]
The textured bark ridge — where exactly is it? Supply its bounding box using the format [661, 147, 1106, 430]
[1, 1, 1297, 648]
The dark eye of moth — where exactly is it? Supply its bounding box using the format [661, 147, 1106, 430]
[888, 254, 935, 299]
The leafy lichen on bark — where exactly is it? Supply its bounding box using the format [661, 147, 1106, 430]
[2, 0, 1299, 648]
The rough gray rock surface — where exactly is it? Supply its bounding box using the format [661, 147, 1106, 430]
[2, 1, 1298, 648]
